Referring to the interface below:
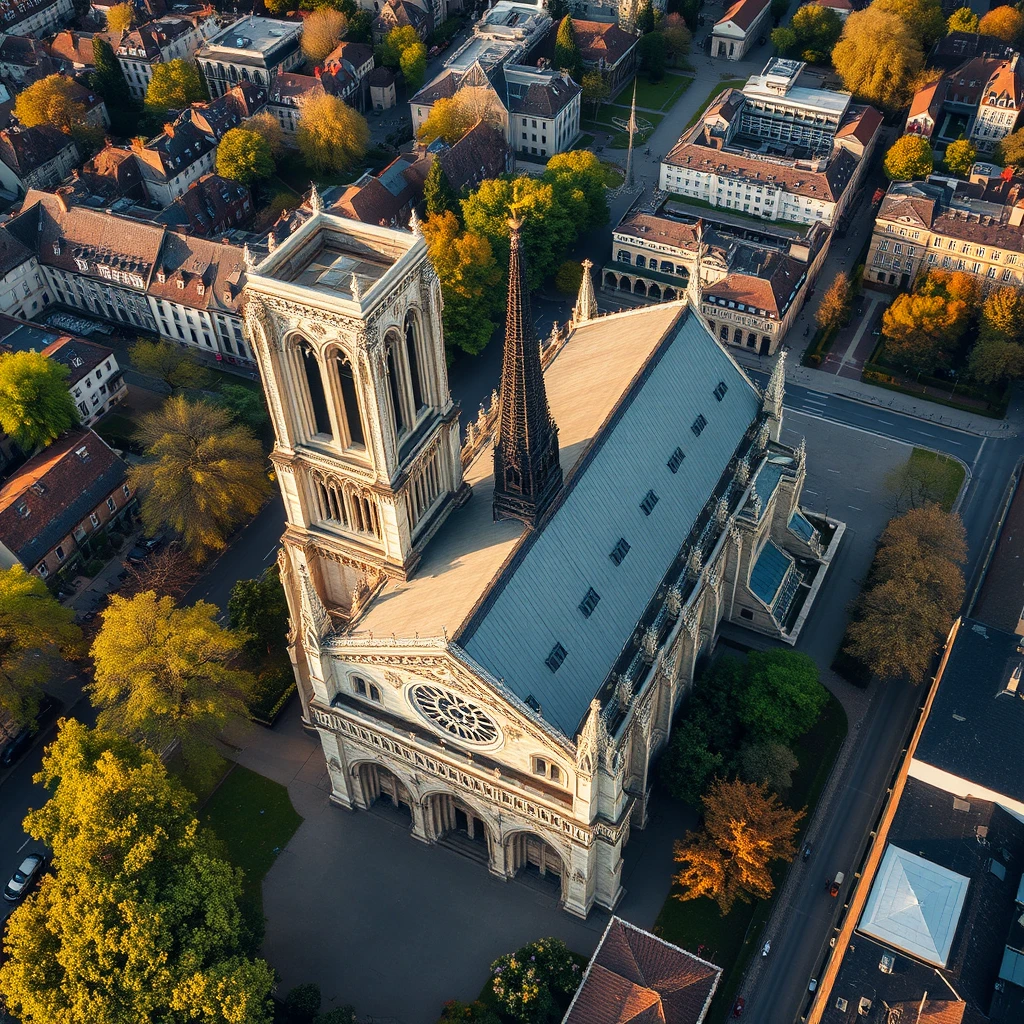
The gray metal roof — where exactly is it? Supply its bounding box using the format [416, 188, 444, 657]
[749, 539, 791, 606]
[461, 314, 760, 737]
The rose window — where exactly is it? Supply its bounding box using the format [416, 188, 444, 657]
[411, 684, 499, 745]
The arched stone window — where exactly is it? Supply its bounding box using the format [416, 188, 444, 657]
[298, 341, 333, 439]
[405, 314, 425, 414]
[386, 336, 409, 437]
[332, 351, 365, 448]
[635, 254, 646, 268]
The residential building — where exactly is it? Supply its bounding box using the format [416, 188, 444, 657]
[63, 77, 109, 129]
[811, 0, 851, 20]
[267, 71, 324, 139]
[114, 10, 222, 101]
[322, 40, 375, 109]
[0, 125, 79, 197]
[409, 119, 512, 195]
[0, 225, 49, 318]
[928, 28, 1016, 72]
[5, 191, 253, 365]
[906, 53, 1023, 153]
[564, 918, 721, 1024]
[0, 34, 58, 83]
[538, 17, 638, 94]
[661, 58, 882, 228]
[45, 30, 97, 71]
[368, 67, 397, 109]
[712, 0, 771, 61]
[0, 0, 75, 39]
[0, 429, 133, 582]
[241, 208, 837, 917]
[866, 168, 1024, 290]
[605, 203, 830, 355]
[72, 143, 146, 203]
[196, 16, 303, 98]
[372, 0, 432, 43]
[154, 173, 252, 236]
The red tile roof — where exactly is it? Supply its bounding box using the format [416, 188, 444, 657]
[564, 918, 721, 1024]
[716, 0, 770, 32]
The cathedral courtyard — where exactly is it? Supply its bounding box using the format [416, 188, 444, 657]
[226, 413, 928, 1024]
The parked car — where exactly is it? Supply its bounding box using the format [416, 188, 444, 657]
[732, 997, 745, 1017]
[809, 978, 818, 993]
[802, 843, 813, 861]
[829, 871, 845, 897]
[0, 695, 60, 768]
[125, 536, 164, 565]
[3, 853, 45, 901]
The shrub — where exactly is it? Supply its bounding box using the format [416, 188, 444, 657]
[490, 938, 581, 1023]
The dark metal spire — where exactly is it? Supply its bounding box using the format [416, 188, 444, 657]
[492, 217, 562, 527]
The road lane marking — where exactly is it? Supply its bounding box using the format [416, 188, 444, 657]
[855, 487, 869, 492]
[804, 489, 818, 495]
[848, 505, 863, 511]
[17, 837, 30, 853]
[827, 469, 841, 474]
[876, 418, 893, 424]
[263, 546, 278, 561]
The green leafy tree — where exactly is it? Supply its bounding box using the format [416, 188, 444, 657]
[995, 127, 1024, 169]
[979, 286, 1024, 346]
[884, 134, 934, 180]
[145, 58, 206, 113]
[490, 938, 581, 1024]
[672, 779, 803, 914]
[129, 337, 212, 389]
[265, 0, 294, 13]
[947, 6, 979, 33]
[400, 41, 428, 90]
[638, 30, 667, 82]
[659, 717, 724, 805]
[301, 8, 348, 63]
[423, 158, 459, 216]
[876, 0, 946, 48]
[771, 0, 791, 24]
[285, 984, 322, 1024]
[376, 24, 420, 68]
[105, 0, 133, 32]
[943, 137, 976, 176]
[738, 742, 799, 793]
[0, 719, 275, 1024]
[217, 127, 274, 185]
[90, 591, 254, 776]
[771, 26, 799, 56]
[581, 69, 610, 117]
[128, 395, 271, 561]
[422, 211, 502, 357]
[636, 0, 656, 33]
[91, 36, 131, 113]
[661, 12, 692, 64]
[555, 259, 583, 295]
[217, 382, 270, 432]
[554, 16, 582, 80]
[544, 148, 609, 229]
[347, 8, 373, 43]
[968, 287, 1024, 384]
[228, 567, 289, 659]
[738, 649, 827, 746]
[0, 566, 80, 727]
[296, 93, 369, 174]
[0, 351, 77, 451]
[969, 338, 1024, 385]
[833, 7, 924, 110]
[979, 5, 1024, 44]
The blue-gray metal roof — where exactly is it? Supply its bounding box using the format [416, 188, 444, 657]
[749, 540, 792, 606]
[461, 315, 761, 737]
[789, 511, 815, 542]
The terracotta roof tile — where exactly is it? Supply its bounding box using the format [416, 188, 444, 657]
[0, 125, 77, 177]
[716, 0, 770, 31]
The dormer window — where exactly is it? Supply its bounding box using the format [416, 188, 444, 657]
[176, 278, 185, 289]
[157, 271, 166, 283]
[14, 499, 28, 517]
[197, 283, 205, 295]
[52, 241, 61, 255]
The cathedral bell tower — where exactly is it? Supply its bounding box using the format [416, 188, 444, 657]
[242, 209, 464, 623]
[492, 218, 562, 527]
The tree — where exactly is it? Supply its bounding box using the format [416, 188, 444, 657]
[943, 136, 976, 176]
[581, 70, 610, 117]
[661, 12, 692, 64]
[884, 134, 934, 180]
[0, 566, 80, 727]
[129, 337, 212, 389]
[376, 24, 420, 69]
[738, 649, 826, 745]
[0, 719, 275, 1024]
[129, 395, 271, 561]
[638, 30, 667, 82]
[90, 591, 254, 775]
[833, 8, 924, 110]
[422, 211, 502, 357]
[296, 93, 369, 174]
[979, 5, 1024, 44]
[302, 8, 348, 63]
[0, 351, 77, 451]
[884, 451, 963, 513]
[243, 111, 286, 157]
[399, 41, 428, 90]
[979, 286, 1024, 346]
[969, 337, 1024, 385]
[490, 938, 581, 1024]
[265, 0, 294, 13]
[845, 506, 966, 682]
[947, 6, 979, 33]
[119, 546, 198, 599]
[347, 8, 373, 43]
[14, 75, 87, 135]
[554, 16, 582, 80]
[771, 26, 799, 55]
[738, 742, 799, 793]
[285, 984, 322, 1024]
[544, 148, 609, 229]
[217, 127, 274, 185]
[91, 37, 131, 113]
[423, 158, 459, 216]
[876, 0, 946, 48]
[779, 4, 842, 62]
[438, 1002, 501, 1024]
[672, 779, 804, 914]
[995, 128, 1024, 169]
[228, 567, 289, 659]
[815, 271, 852, 332]
[105, 0, 133, 32]
[771, 0, 791, 25]
[659, 717, 724, 805]
[145, 58, 206, 113]
[555, 259, 583, 295]
[636, 0, 656, 34]
[417, 94, 478, 145]
[217, 382, 270, 432]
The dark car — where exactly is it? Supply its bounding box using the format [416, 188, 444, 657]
[732, 997, 745, 1017]
[3, 853, 45, 901]
[1, 695, 60, 767]
[802, 843, 813, 861]
[125, 536, 164, 564]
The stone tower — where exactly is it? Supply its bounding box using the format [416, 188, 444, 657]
[242, 213, 465, 685]
[492, 219, 562, 527]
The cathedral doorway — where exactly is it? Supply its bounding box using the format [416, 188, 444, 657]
[505, 832, 565, 901]
[425, 793, 492, 866]
[358, 763, 412, 822]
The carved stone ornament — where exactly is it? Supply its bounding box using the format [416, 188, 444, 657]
[795, 436, 807, 468]
[686, 546, 703, 581]
[682, 607, 699, 639]
[665, 585, 682, 618]
[573, 869, 586, 884]
[640, 628, 659, 664]
[734, 456, 750, 489]
[715, 496, 730, 528]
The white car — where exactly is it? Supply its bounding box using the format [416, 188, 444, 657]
[3, 853, 45, 901]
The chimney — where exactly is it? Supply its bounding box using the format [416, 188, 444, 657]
[55, 191, 69, 213]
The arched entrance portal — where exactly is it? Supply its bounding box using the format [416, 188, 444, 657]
[358, 763, 412, 822]
[506, 831, 565, 902]
[426, 793, 493, 866]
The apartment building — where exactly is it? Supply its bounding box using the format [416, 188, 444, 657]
[661, 58, 882, 228]
[0, 228, 49, 319]
[154, 173, 252, 236]
[0, 0, 74, 39]
[196, 16, 302, 98]
[0, 126, 79, 197]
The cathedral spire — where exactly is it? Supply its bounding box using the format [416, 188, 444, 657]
[763, 350, 785, 440]
[492, 218, 562, 527]
[574, 259, 597, 324]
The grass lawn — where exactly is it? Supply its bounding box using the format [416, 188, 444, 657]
[653, 692, 848, 1018]
[583, 107, 666, 149]
[906, 448, 967, 512]
[203, 764, 304, 924]
[169, 749, 232, 805]
[577, 132, 596, 149]
[626, 72, 694, 112]
[683, 79, 746, 132]
[600, 160, 625, 187]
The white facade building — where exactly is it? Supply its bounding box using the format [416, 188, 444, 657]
[196, 16, 303, 98]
